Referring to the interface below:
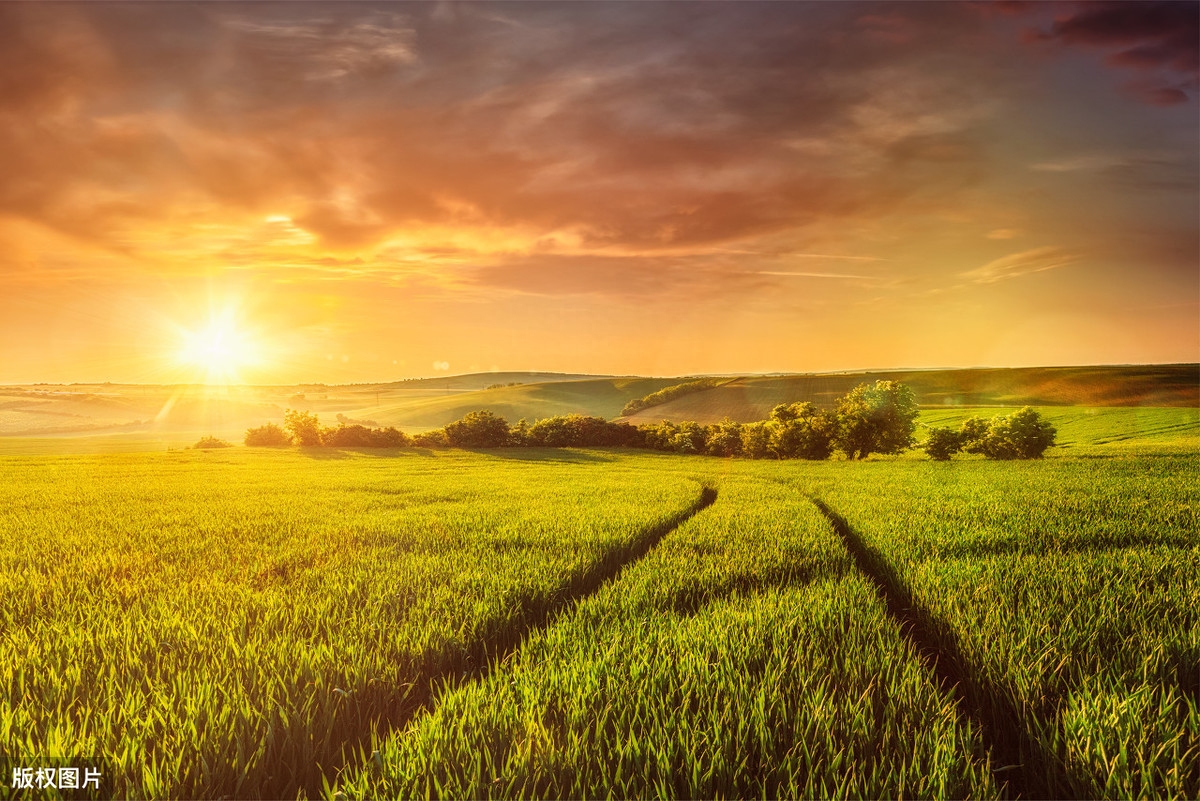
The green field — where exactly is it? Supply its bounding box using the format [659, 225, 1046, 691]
[1, 400, 1196, 798]
[3, 364, 1194, 443]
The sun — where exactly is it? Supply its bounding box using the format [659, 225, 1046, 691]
[175, 311, 262, 385]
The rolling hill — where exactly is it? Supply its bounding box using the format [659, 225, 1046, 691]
[618, 364, 1199, 425]
[1, 365, 1194, 445]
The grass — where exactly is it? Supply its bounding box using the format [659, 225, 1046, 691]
[1, 408, 1196, 799]
[777, 451, 1199, 798]
[0, 449, 702, 798]
[337, 477, 996, 799]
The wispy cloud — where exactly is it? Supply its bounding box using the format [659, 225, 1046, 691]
[961, 247, 1081, 284]
[757, 271, 869, 279]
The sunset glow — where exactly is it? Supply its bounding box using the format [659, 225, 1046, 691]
[175, 312, 263, 386]
[0, 2, 1196, 384]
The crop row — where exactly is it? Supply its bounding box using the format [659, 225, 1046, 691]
[0, 449, 702, 798]
[779, 453, 1200, 798]
[338, 475, 997, 799]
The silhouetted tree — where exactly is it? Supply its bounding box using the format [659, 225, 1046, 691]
[283, 409, 323, 446]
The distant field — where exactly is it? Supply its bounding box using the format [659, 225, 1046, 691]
[619, 364, 1199, 425]
[2, 364, 1194, 442]
[1, 409, 1196, 798]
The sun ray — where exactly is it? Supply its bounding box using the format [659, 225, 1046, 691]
[173, 308, 263, 385]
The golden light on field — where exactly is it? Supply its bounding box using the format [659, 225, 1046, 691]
[174, 311, 263, 385]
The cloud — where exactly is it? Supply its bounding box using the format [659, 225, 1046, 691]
[1030, 1, 1199, 105]
[961, 247, 1081, 284]
[0, 2, 1006, 263]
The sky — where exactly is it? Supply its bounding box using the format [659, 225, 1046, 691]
[1, 1, 1197, 384]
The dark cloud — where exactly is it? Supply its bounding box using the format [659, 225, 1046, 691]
[1031, 1, 1199, 104]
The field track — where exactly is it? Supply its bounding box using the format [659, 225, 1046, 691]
[289, 485, 718, 798]
[812, 497, 1061, 799]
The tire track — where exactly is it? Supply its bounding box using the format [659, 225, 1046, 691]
[291, 484, 718, 799]
[810, 497, 1080, 800]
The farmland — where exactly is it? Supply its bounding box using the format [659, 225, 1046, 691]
[0, 402, 1196, 798]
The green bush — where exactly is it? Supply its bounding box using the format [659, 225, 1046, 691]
[444, 410, 511, 448]
[193, 436, 232, 449]
[977, 407, 1057, 459]
[923, 427, 963, 461]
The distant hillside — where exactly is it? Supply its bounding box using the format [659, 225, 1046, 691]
[3, 365, 1193, 437]
[370, 372, 609, 392]
[339, 377, 685, 429]
[619, 364, 1199, 425]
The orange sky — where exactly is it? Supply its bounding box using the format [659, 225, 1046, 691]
[1, 2, 1197, 384]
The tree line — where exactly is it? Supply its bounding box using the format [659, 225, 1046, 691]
[236, 381, 1055, 460]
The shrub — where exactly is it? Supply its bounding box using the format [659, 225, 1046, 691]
[977, 407, 1057, 459]
[444, 410, 510, 448]
[322, 424, 410, 448]
[834, 381, 918, 459]
[244, 423, 290, 447]
[740, 422, 773, 459]
[704, 419, 743, 457]
[193, 436, 232, 449]
[923, 427, 963, 461]
[283, 409, 323, 446]
[770, 416, 834, 460]
[412, 429, 449, 448]
[959, 417, 991, 454]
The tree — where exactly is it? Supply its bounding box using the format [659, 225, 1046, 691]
[412, 429, 448, 448]
[669, 421, 706, 454]
[705, 419, 743, 457]
[770, 416, 834, 460]
[739, 421, 772, 459]
[245, 423, 290, 446]
[833, 381, 918, 459]
[923, 426, 963, 461]
[509, 418, 532, 446]
[976, 407, 1056, 459]
[283, 409, 322, 446]
[443, 410, 510, 448]
[959, 416, 991, 454]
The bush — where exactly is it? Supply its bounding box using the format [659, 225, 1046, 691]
[322, 424, 409, 448]
[704, 419, 743, 457]
[412, 429, 449, 448]
[923, 427, 963, 461]
[283, 409, 323, 446]
[976, 407, 1057, 459]
[444, 410, 510, 448]
[193, 436, 232, 449]
[244, 423, 290, 447]
[834, 381, 919, 459]
[768, 404, 834, 459]
[740, 421, 773, 459]
[770, 417, 834, 460]
[959, 417, 991, 454]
